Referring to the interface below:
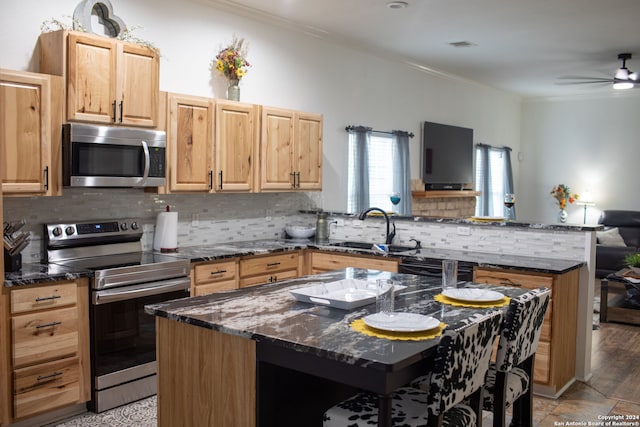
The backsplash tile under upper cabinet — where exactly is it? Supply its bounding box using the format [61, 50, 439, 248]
[3, 189, 321, 263]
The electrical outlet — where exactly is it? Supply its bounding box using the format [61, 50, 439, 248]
[335, 219, 345, 227]
[457, 226, 471, 236]
[352, 220, 363, 227]
[191, 214, 199, 227]
[265, 210, 273, 221]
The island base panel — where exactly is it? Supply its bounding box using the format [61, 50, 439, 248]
[156, 317, 256, 427]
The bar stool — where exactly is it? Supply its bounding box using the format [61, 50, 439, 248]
[322, 310, 503, 427]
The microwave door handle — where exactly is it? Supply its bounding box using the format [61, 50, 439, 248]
[141, 140, 150, 184]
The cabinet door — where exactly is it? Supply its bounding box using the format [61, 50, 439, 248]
[215, 101, 256, 192]
[119, 43, 159, 127]
[310, 252, 398, 273]
[295, 112, 323, 190]
[0, 71, 52, 194]
[260, 107, 295, 190]
[67, 33, 117, 124]
[167, 94, 214, 192]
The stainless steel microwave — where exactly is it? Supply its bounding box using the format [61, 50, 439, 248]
[62, 123, 166, 188]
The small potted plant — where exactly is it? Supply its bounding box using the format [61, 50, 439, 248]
[625, 253, 640, 274]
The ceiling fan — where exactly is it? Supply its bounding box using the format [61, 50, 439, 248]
[557, 53, 639, 90]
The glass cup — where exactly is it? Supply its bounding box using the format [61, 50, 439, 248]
[442, 260, 458, 290]
[376, 279, 395, 314]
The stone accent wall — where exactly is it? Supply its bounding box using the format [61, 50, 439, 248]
[412, 195, 477, 218]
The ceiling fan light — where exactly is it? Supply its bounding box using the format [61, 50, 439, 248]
[615, 67, 629, 80]
[629, 71, 639, 81]
[613, 81, 634, 90]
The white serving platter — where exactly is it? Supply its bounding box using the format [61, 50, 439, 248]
[363, 312, 440, 332]
[442, 288, 505, 303]
[290, 279, 405, 310]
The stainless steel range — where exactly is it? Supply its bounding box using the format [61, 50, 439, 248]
[44, 218, 190, 413]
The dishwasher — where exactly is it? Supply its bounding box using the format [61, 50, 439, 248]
[398, 257, 475, 283]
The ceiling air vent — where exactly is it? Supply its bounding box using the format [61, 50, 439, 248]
[449, 41, 477, 48]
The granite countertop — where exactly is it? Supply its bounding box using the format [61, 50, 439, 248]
[3, 262, 93, 287]
[4, 238, 584, 287]
[146, 268, 528, 366]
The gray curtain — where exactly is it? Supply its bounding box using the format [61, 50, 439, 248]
[392, 130, 413, 216]
[475, 143, 515, 219]
[348, 126, 371, 213]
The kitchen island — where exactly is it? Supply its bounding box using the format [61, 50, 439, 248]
[146, 268, 528, 427]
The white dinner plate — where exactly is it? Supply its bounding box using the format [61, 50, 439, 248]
[363, 312, 440, 332]
[442, 288, 505, 303]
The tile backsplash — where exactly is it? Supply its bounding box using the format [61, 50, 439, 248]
[4, 188, 321, 262]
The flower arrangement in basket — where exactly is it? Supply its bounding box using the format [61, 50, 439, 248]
[214, 36, 250, 83]
[550, 184, 578, 209]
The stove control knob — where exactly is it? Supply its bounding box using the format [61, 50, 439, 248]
[131, 222, 139, 230]
[65, 226, 75, 236]
[52, 226, 62, 237]
[120, 223, 129, 231]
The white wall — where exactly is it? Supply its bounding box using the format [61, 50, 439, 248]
[0, 0, 522, 213]
[519, 92, 640, 224]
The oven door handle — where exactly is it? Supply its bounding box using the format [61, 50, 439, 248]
[93, 277, 190, 305]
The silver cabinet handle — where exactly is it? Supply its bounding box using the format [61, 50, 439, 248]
[35, 295, 61, 302]
[37, 371, 63, 381]
[35, 321, 62, 329]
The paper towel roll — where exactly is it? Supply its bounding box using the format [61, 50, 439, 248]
[153, 211, 178, 252]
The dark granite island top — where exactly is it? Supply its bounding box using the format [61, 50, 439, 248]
[146, 268, 527, 427]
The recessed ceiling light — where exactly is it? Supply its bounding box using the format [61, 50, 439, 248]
[386, 1, 409, 9]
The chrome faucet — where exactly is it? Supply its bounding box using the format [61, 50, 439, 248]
[358, 207, 396, 245]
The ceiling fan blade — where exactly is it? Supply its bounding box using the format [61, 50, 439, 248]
[555, 81, 611, 85]
[557, 76, 612, 82]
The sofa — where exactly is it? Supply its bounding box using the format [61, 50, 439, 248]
[595, 210, 640, 278]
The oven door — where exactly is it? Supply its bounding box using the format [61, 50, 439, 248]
[89, 277, 190, 412]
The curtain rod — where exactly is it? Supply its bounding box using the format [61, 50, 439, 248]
[345, 125, 414, 138]
[476, 142, 512, 151]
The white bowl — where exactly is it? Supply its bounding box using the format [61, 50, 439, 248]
[285, 223, 316, 239]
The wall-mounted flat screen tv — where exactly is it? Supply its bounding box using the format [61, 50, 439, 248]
[421, 121, 474, 190]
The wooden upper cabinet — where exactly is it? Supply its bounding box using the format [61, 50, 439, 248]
[260, 107, 295, 190]
[167, 93, 214, 192]
[215, 100, 257, 192]
[40, 30, 159, 128]
[0, 69, 63, 196]
[295, 111, 323, 190]
[259, 107, 322, 191]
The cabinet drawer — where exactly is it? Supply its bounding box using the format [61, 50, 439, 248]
[12, 306, 79, 368]
[311, 252, 398, 272]
[194, 260, 238, 285]
[13, 357, 80, 419]
[194, 279, 238, 296]
[239, 269, 298, 288]
[533, 341, 550, 385]
[474, 268, 554, 292]
[240, 252, 299, 278]
[11, 282, 77, 314]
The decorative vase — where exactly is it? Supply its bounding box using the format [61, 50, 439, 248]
[558, 209, 568, 223]
[227, 79, 240, 101]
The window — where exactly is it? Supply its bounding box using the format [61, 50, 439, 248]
[475, 144, 515, 218]
[348, 133, 395, 212]
[347, 128, 412, 215]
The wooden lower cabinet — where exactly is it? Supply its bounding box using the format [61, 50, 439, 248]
[307, 251, 399, 274]
[474, 266, 579, 396]
[192, 259, 239, 296]
[3, 279, 90, 422]
[239, 252, 301, 288]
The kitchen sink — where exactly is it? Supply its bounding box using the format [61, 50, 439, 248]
[329, 241, 417, 253]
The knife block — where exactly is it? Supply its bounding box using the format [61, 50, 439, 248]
[3, 249, 21, 272]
